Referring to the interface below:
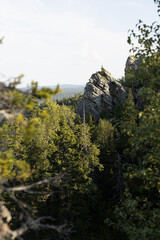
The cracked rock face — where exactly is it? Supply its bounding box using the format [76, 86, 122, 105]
[76, 68, 127, 119]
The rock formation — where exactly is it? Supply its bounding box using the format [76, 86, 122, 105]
[125, 56, 139, 72]
[76, 67, 127, 119]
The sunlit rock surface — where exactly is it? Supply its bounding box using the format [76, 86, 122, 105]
[76, 67, 127, 119]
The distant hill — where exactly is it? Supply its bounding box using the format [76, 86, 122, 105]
[53, 85, 84, 100]
[50, 84, 85, 89]
[19, 84, 85, 100]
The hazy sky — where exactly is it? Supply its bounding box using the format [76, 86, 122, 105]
[0, 0, 159, 87]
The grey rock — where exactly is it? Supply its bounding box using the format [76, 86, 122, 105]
[76, 67, 127, 119]
[125, 56, 138, 70]
[125, 55, 141, 78]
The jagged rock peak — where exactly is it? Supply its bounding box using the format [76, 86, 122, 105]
[76, 67, 127, 119]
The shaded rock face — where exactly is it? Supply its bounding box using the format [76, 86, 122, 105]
[125, 55, 141, 80]
[76, 68, 127, 119]
[125, 56, 139, 71]
[125, 56, 145, 110]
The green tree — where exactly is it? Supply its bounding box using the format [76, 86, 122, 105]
[2, 98, 103, 239]
[0, 39, 68, 239]
[106, 1, 160, 239]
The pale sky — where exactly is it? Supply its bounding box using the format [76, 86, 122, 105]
[0, 0, 159, 87]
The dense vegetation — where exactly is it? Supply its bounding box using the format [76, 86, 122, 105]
[0, 1, 160, 239]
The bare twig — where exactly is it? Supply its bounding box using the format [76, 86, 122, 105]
[0, 173, 71, 240]
[6, 173, 64, 192]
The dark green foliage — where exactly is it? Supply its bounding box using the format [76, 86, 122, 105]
[1, 99, 103, 239]
[105, 2, 160, 239]
[1, 1, 160, 239]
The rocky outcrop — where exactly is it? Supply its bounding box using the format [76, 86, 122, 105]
[125, 55, 142, 80]
[125, 56, 139, 71]
[125, 56, 145, 110]
[76, 67, 127, 119]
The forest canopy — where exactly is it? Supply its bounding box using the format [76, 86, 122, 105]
[0, 1, 160, 239]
